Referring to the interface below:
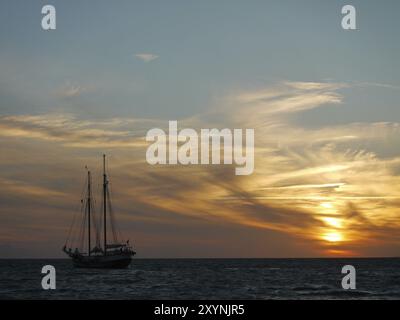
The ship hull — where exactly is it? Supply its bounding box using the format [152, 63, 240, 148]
[72, 254, 133, 269]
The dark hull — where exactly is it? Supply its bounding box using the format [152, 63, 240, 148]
[72, 254, 132, 269]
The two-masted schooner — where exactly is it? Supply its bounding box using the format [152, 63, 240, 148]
[63, 155, 135, 268]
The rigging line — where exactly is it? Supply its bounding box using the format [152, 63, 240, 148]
[107, 183, 125, 243]
[108, 184, 125, 243]
[80, 204, 87, 252]
[77, 177, 89, 247]
[72, 192, 86, 249]
[88, 176, 97, 247]
[92, 197, 101, 248]
[108, 186, 121, 243]
[98, 179, 104, 242]
[107, 187, 118, 243]
[65, 194, 84, 246]
[96, 180, 103, 238]
[65, 174, 87, 246]
[78, 184, 88, 251]
[65, 202, 78, 246]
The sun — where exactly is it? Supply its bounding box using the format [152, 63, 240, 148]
[320, 202, 334, 209]
[323, 232, 343, 242]
[322, 217, 342, 228]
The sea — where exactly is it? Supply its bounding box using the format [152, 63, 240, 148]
[0, 258, 399, 299]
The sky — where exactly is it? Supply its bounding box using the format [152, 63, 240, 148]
[0, 0, 400, 258]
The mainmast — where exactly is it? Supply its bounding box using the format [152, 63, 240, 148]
[103, 154, 107, 256]
[87, 170, 91, 256]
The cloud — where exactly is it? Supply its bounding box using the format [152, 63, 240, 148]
[1, 80, 400, 257]
[205, 81, 345, 129]
[56, 81, 91, 98]
[135, 53, 159, 62]
[0, 177, 67, 198]
[283, 81, 348, 91]
[0, 114, 159, 148]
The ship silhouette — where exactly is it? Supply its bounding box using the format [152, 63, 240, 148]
[63, 155, 136, 268]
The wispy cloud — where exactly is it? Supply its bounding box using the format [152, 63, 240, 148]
[0, 114, 159, 148]
[135, 53, 159, 63]
[56, 81, 91, 98]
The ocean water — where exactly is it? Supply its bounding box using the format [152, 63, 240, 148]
[0, 258, 399, 299]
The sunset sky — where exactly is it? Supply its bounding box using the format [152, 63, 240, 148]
[1, 0, 400, 258]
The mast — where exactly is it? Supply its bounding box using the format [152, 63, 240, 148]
[103, 154, 107, 256]
[87, 170, 91, 256]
